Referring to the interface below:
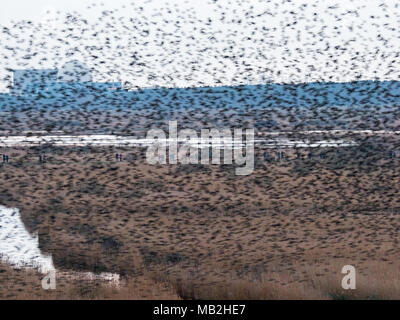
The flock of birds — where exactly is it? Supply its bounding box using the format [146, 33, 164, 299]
[0, 0, 398, 135]
[0, 0, 399, 298]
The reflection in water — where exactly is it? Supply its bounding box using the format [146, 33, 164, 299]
[0, 134, 358, 148]
[0, 205, 120, 284]
[0, 205, 54, 273]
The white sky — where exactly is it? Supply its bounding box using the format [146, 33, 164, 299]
[0, 0, 399, 92]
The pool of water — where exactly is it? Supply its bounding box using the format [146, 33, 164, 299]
[0, 205, 120, 284]
[0, 205, 54, 273]
[0, 134, 358, 148]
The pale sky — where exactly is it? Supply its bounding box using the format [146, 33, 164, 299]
[0, 0, 399, 92]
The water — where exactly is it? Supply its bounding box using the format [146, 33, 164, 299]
[0, 134, 358, 148]
[0, 205, 54, 273]
[0, 205, 119, 284]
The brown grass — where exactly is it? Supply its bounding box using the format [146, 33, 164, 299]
[3, 258, 400, 299]
[1, 142, 400, 299]
[0, 262, 180, 300]
[152, 259, 400, 300]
